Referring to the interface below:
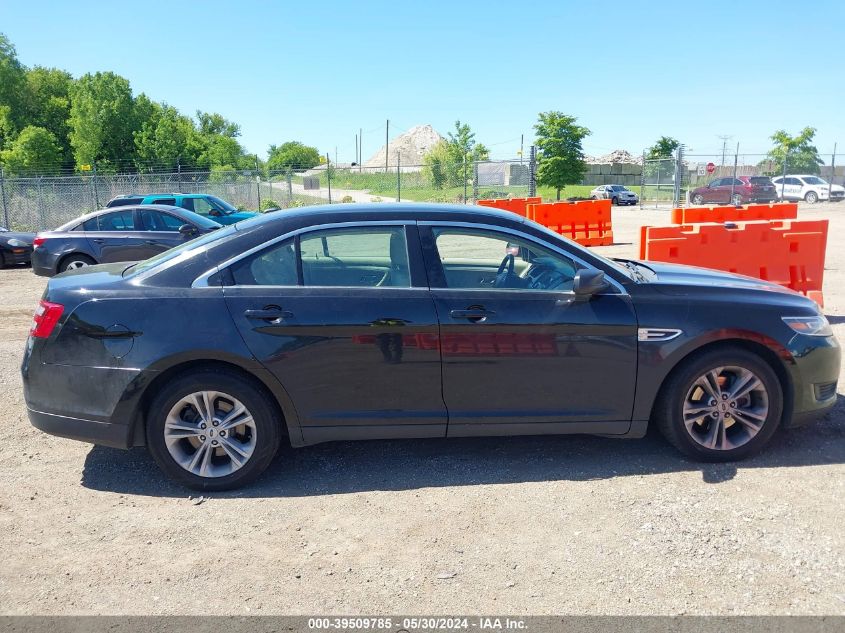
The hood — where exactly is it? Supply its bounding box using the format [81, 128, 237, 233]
[643, 261, 803, 296]
[0, 231, 36, 245]
[830, 184, 845, 193]
[226, 211, 259, 222]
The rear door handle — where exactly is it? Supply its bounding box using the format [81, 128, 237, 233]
[144, 240, 158, 245]
[92, 238, 105, 244]
[450, 308, 495, 322]
[244, 306, 293, 322]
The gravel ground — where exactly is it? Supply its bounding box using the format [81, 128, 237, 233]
[0, 203, 843, 615]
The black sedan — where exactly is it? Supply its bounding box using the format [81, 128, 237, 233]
[0, 225, 35, 268]
[30, 204, 222, 276]
[22, 204, 840, 490]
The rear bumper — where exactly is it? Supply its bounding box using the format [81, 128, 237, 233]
[30, 248, 58, 276]
[27, 406, 132, 448]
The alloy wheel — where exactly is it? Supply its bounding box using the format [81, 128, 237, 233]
[66, 260, 90, 270]
[164, 390, 257, 478]
[682, 365, 769, 451]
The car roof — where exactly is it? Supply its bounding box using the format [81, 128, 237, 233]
[234, 202, 523, 231]
[53, 204, 191, 231]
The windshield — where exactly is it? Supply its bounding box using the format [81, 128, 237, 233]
[527, 219, 634, 280]
[802, 176, 825, 185]
[189, 212, 227, 230]
[208, 196, 239, 215]
[610, 185, 628, 191]
[127, 224, 238, 276]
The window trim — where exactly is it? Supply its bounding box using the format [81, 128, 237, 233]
[194, 220, 417, 289]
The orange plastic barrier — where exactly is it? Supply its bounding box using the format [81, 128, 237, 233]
[671, 202, 798, 224]
[476, 196, 541, 217]
[526, 199, 614, 246]
[639, 219, 828, 306]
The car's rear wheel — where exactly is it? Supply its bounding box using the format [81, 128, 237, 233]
[59, 254, 96, 272]
[805, 191, 818, 204]
[731, 193, 743, 206]
[146, 369, 282, 490]
[692, 193, 704, 205]
[611, 196, 618, 205]
[654, 347, 783, 462]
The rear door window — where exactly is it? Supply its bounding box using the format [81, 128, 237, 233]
[139, 209, 186, 231]
[150, 198, 176, 207]
[83, 210, 136, 231]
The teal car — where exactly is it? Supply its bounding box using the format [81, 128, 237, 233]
[105, 193, 259, 225]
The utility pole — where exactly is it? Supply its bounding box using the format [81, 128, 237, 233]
[717, 135, 732, 171]
[831, 143, 837, 189]
[326, 153, 332, 204]
[359, 127, 363, 172]
[729, 142, 739, 205]
[385, 120, 389, 173]
[355, 134, 358, 166]
[519, 134, 524, 164]
[397, 152, 401, 202]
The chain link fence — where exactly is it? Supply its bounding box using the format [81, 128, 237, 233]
[0, 157, 538, 232]
[2, 147, 841, 231]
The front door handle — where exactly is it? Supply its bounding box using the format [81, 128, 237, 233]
[92, 238, 105, 244]
[144, 240, 158, 245]
[450, 308, 495, 322]
[244, 306, 293, 322]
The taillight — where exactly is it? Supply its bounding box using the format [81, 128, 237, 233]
[33, 235, 46, 248]
[30, 300, 64, 339]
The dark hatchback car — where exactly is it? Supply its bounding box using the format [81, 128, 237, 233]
[690, 176, 778, 206]
[31, 205, 222, 276]
[0, 226, 35, 268]
[23, 204, 839, 490]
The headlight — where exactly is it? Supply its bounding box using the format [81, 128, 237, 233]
[5, 238, 27, 247]
[782, 315, 833, 336]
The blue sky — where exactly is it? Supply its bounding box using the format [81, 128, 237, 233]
[3, 0, 844, 162]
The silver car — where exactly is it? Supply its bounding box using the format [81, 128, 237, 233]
[591, 184, 639, 206]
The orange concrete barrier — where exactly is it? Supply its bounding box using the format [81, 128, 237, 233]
[639, 219, 828, 306]
[526, 199, 613, 246]
[477, 196, 542, 218]
[671, 202, 798, 224]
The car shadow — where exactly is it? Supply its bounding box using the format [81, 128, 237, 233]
[825, 315, 845, 325]
[80, 396, 845, 498]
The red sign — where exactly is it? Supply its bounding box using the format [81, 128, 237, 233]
[706, 162, 716, 174]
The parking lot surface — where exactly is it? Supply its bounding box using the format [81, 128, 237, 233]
[0, 203, 843, 615]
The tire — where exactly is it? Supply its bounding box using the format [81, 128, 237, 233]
[145, 368, 282, 490]
[731, 193, 743, 206]
[59, 254, 96, 273]
[0, 251, 8, 270]
[654, 347, 783, 462]
[692, 194, 704, 205]
[611, 196, 618, 206]
[805, 191, 818, 204]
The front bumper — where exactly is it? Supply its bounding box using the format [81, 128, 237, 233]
[785, 333, 840, 428]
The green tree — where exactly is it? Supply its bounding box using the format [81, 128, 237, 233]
[68, 71, 138, 170]
[0, 125, 63, 175]
[423, 120, 490, 189]
[764, 127, 823, 175]
[134, 103, 197, 170]
[534, 112, 590, 200]
[23, 67, 74, 166]
[267, 141, 321, 171]
[0, 33, 27, 146]
[647, 136, 680, 159]
[197, 111, 240, 138]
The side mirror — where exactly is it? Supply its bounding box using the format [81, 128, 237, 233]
[209, 209, 222, 217]
[573, 269, 610, 299]
[178, 224, 197, 237]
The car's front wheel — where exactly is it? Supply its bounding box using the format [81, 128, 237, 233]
[805, 191, 818, 204]
[731, 193, 743, 206]
[654, 347, 783, 461]
[692, 193, 704, 205]
[146, 369, 282, 490]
